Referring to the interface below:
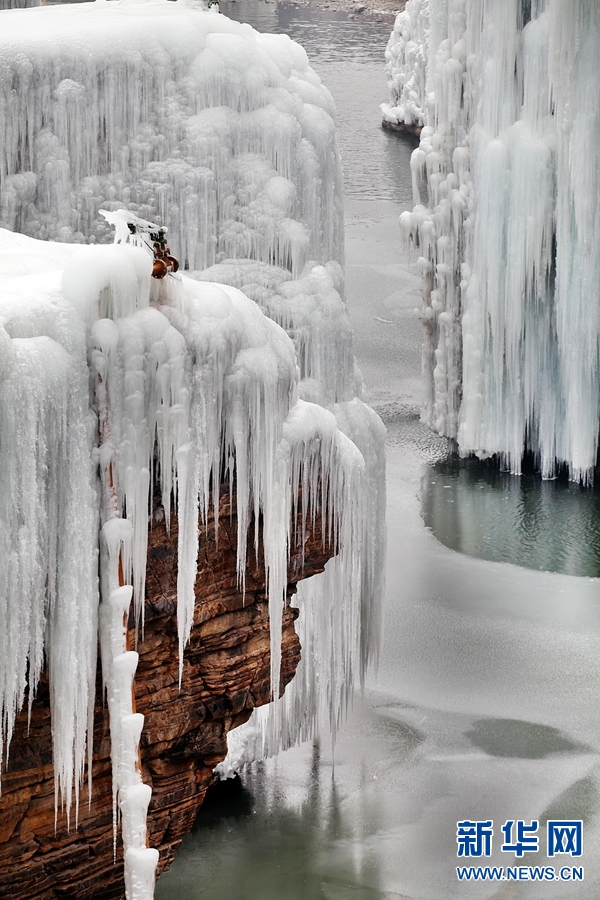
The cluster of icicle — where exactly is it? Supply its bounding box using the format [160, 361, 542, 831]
[0, 0, 385, 780]
[195, 259, 386, 765]
[381, 0, 430, 129]
[0, 236, 98, 826]
[387, 0, 600, 483]
[0, 215, 369, 897]
[0, 0, 36, 8]
[0, 0, 343, 274]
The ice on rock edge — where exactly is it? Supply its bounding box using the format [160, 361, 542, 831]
[196, 260, 386, 763]
[0, 225, 372, 895]
[387, 0, 600, 482]
[0, 0, 386, 831]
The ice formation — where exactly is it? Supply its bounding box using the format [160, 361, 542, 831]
[0, 218, 372, 895]
[0, 0, 343, 272]
[387, 0, 600, 482]
[0, 0, 386, 774]
[0, 235, 98, 824]
[194, 258, 386, 758]
[0, 0, 37, 8]
[381, 0, 429, 129]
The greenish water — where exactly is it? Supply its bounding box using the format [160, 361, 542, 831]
[155, 728, 416, 900]
[422, 455, 600, 577]
[158, 766, 349, 900]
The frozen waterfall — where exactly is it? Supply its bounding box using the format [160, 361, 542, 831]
[0, 0, 343, 270]
[0, 221, 366, 897]
[0, 1, 386, 883]
[386, 0, 600, 482]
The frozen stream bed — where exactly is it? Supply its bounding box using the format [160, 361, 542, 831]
[157, 4, 600, 898]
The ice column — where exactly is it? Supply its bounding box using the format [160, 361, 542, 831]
[99, 520, 158, 900]
[0, 284, 97, 821]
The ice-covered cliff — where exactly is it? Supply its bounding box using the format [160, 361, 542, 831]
[386, 0, 600, 482]
[0, 0, 385, 762]
[1, 2, 386, 894]
[0, 223, 365, 896]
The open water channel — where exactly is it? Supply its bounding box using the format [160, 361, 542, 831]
[157, 4, 600, 898]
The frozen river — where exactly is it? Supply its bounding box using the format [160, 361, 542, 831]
[157, 4, 600, 898]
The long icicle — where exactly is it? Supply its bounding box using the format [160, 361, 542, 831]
[94, 317, 158, 900]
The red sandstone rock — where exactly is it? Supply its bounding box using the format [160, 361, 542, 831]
[0, 485, 333, 899]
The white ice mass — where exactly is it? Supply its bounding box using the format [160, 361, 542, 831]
[386, 0, 600, 482]
[0, 2, 385, 895]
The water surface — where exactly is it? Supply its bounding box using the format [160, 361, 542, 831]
[423, 455, 600, 578]
[220, 0, 416, 205]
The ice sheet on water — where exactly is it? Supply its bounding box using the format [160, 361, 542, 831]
[387, 0, 600, 482]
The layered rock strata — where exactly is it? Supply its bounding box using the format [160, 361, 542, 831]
[0, 485, 332, 899]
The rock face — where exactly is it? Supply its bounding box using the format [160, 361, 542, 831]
[0, 485, 332, 900]
[380, 119, 422, 138]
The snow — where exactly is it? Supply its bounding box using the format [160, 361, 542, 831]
[386, 0, 600, 482]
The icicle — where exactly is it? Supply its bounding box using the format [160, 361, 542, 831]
[0, 277, 97, 820]
[0, 0, 343, 273]
[389, 0, 600, 482]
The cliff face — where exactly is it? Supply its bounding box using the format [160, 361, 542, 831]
[0, 486, 332, 900]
